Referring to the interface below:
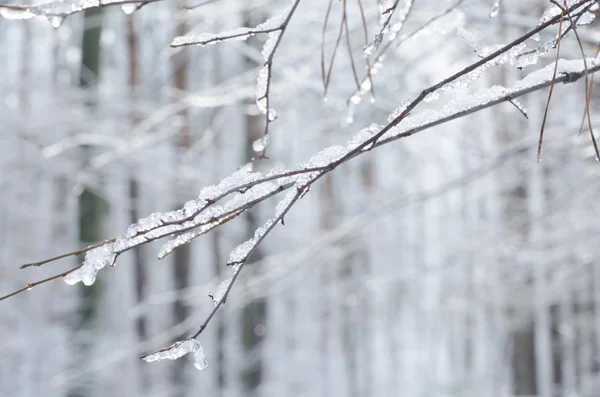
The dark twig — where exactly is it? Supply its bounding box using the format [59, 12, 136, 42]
[537, 7, 564, 161]
[0, 264, 83, 302]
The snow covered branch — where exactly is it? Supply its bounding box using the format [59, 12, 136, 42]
[0, 0, 161, 27]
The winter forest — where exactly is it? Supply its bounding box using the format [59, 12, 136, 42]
[1, 0, 600, 396]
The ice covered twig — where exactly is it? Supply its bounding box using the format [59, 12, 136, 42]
[171, 0, 301, 154]
[0, 0, 160, 28]
[141, 338, 208, 371]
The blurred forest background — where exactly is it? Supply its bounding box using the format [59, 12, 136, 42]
[1, 0, 600, 396]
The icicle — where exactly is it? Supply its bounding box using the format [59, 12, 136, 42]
[489, 0, 502, 18]
[121, 3, 141, 15]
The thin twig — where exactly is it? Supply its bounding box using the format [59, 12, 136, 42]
[20, 238, 115, 269]
[537, 8, 564, 162]
[0, 265, 83, 302]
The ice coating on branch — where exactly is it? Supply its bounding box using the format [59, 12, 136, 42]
[157, 219, 224, 259]
[228, 219, 275, 265]
[388, 102, 410, 122]
[256, 3, 292, 30]
[0, 6, 35, 19]
[386, 0, 412, 41]
[305, 146, 347, 167]
[262, 31, 281, 60]
[275, 189, 297, 217]
[425, 35, 531, 102]
[540, 2, 566, 23]
[193, 345, 208, 370]
[0, 0, 138, 26]
[171, 3, 291, 48]
[142, 338, 208, 371]
[347, 124, 382, 151]
[577, 12, 596, 26]
[256, 65, 269, 113]
[171, 27, 255, 47]
[63, 244, 117, 286]
[209, 277, 232, 305]
[126, 212, 163, 238]
[384, 57, 600, 142]
[509, 98, 528, 117]
[364, 33, 383, 55]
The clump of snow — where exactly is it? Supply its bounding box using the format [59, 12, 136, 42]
[209, 278, 232, 306]
[142, 338, 208, 371]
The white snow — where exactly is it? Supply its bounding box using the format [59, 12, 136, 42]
[210, 277, 232, 305]
[142, 338, 208, 371]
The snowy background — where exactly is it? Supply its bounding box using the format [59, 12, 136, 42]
[1, 0, 600, 396]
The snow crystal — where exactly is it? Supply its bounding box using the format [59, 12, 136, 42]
[209, 278, 232, 305]
[253, 135, 270, 152]
[142, 338, 207, 370]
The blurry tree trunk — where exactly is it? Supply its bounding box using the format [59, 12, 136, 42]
[172, 1, 192, 395]
[125, 13, 150, 393]
[239, 8, 267, 396]
[211, 41, 226, 397]
[70, 7, 104, 397]
[240, 113, 267, 395]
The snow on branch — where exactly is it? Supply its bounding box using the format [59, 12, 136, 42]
[364, 0, 413, 55]
[2, 0, 599, 370]
[350, 0, 463, 105]
[0, 0, 160, 28]
[171, 0, 301, 154]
